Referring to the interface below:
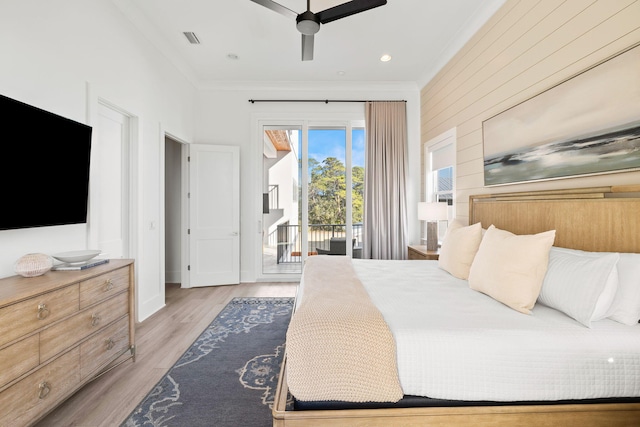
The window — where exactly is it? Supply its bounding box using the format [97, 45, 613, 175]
[431, 165, 453, 206]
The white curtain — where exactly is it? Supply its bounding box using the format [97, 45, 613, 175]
[363, 101, 408, 260]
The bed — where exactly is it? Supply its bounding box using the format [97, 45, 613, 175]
[272, 185, 640, 426]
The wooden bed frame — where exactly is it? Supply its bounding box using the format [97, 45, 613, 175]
[272, 185, 640, 426]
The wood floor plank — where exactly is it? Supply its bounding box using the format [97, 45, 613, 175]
[34, 281, 297, 427]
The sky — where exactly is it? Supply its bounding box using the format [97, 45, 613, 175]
[306, 128, 365, 168]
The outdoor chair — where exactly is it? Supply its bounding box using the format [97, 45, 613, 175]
[316, 237, 356, 255]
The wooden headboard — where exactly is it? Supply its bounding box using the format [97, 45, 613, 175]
[469, 185, 640, 253]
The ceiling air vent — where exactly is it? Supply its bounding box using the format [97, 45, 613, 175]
[183, 32, 200, 44]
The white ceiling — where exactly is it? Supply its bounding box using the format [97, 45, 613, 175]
[113, 0, 505, 88]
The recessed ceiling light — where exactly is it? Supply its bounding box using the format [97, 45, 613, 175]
[337, 71, 345, 76]
[227, 53, 239, 60]
[380, 54, 392, 62]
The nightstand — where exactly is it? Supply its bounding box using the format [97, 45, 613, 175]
[408, 245, 439, 260]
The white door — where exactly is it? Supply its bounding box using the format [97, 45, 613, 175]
[188, 144, 240, 286]
[90, 102, 129, 258]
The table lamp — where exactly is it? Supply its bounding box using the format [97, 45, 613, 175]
[418, 202, 448, 251]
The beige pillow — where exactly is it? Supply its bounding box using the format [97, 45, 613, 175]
[468, 225, 556, 314]
[438, 220, 483, 279]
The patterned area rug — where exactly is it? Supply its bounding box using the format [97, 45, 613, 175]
[122, 297, 294, 427]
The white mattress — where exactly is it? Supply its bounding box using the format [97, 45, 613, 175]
[349, 259, 640, 402]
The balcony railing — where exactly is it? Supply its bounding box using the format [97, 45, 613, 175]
[268, 185, 279, 210]
[276, 223, 363, 264]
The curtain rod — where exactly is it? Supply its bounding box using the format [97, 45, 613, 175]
[248, 99, 406, 104]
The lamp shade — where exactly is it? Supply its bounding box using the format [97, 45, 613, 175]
[418, 202, 448, 221]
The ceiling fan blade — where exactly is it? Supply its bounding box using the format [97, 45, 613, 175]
[301, 34, 314, 61]
[317, 0, 387, 24]
[249, 0, 297, 19]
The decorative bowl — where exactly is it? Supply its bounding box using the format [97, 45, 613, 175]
[52, 249, 101, 264]
[15, 253, 54, 277]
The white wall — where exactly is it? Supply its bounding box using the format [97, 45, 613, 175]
[195, 83, 421, 282]
[0, 0, 196, 321]
[264, 150, 298, 238]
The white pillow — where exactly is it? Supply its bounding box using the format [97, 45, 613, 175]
[609, 252, 640, 325]
[438, 220, 483, 280]
[592, 266, 619, 320]
[546, 247, 640, 326]
[538, 248, 619, 327]
[468, 225, 556, 314]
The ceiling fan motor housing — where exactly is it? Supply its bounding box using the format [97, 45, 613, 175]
[296, 11, 320, 35]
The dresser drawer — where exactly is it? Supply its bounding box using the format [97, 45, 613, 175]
[40, 292, 129, 362]
[80, 316, 129, 379]
[0, 285, 79, 348]
[79, 266, 130, 309]
[0, 347, 80, 427]
[0, 335, 39, 389]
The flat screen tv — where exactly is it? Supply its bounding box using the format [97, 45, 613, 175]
[0, 94, 93, 231]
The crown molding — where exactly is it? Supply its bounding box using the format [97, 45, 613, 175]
[197, 79, 419, 93]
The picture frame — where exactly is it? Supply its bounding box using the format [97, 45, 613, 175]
[482, 43, 640, 186]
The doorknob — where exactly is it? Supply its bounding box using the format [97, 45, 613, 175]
[231, 231, 239, 236]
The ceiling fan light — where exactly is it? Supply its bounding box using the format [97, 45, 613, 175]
[296, 11, 320, 35]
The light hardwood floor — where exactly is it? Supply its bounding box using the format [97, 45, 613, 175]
[35, 281, 298, 427]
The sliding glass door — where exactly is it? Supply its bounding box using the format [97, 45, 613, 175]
[261, 121, 364, 275]
[261, 125, 302, 274]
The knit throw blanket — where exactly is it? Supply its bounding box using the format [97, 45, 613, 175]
[285, 256, 403, 402]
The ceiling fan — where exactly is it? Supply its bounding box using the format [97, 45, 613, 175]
[250, 0, 387, 61]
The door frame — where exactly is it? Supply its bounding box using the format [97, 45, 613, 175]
[86, 83, 142, 317]
[253, 112, 365, 282]
[90, 100, 131, 258]
[86, 86, 141, 270]
[159, 132, 191, 290]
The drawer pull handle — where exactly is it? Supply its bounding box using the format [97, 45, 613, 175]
[106, 338, 115, 350]
[104, 279, 114, 292]
[91, 313, 101, 327]
[39, 381, 51, 399]
[37, 303, 50, 320]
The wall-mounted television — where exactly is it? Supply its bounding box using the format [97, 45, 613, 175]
[0, 94, 93, 231]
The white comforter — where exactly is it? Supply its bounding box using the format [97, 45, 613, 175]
[351, 259, 640, 402]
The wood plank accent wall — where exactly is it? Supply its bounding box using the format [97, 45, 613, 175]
[420, 0, 640, 223]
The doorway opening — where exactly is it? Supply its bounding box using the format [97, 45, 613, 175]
[165, 140, 241, 288]
[261, 122, 365, 275]
[164, 135, 183, 286]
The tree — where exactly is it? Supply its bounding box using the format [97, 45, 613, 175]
[306, 157, 364, 226]
[351, 165, 364, 224]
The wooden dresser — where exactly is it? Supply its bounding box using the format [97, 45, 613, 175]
[0, 259, 135, 426]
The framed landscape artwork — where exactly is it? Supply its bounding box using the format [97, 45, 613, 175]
[482, 43, 640, 186]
